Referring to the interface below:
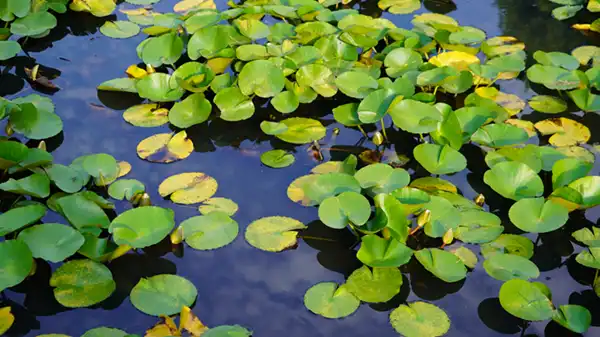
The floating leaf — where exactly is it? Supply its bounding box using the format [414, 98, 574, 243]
[0, 307, 14, 335]
[422, 196, 461, 238]
[70, 0, 116, 17]
[81, 327, 128, 337]
[108, 179, 145, 201]
[245, 216, 307, 252]
[414, 143, 467, 175]
[137, 131, 193, 163]
[260, 150, 295, 168]
[335, 71, 378, 99]
[415, 248, 467, 283]
[567, 176, 600, 208]
[526, 64, 581, 90]
[18, 223, 85, 263]
[378, 0, 420, 14]
[534, 118, 590, 147]
[318, 191, 370, 229]
[178, 211, 238, 250]
[168, 93, 212, 128]
[483, 253, 540, 281]
[354, 163, 410, 195]
[158, 172, 217, 205]
[0, 173, 50, 198]
[131, 274, 197, 316]
[499, 279, 554, 321]
[384, 48, 424, 78]
[0, 240, 33, 292]
[123, 104, 169, 127]
[97, 78, 138, 93]
[56, 193, 109, 235]
[50, 259, 115, 308]
[357, 235, 413, 268]
[100, 21, 140, 39]
[552, 304, 592, 334]
[0, 203, 46, 236]
[109, 207, 175, 248]
[0, 40, 21, 60]
[552, 5, 584, 20]
[346, 265, 402, 303]
[136, 73, 185, 102]
[261, 118, 326, 144]
[528, 95, 568, 114]
[572, 227, 600, 247]
[198, 197, 238, 216]
[481, 234, 534, 259]
[508, 198, 568, 233]
[10, 11, 57, 37]
[484, 162, 544, 201]
[451, 246, 478, 268]
[304, 282, 360, 319]
[9, 103, 63, 140]
[389, 302, 451, 337]
[203, 326, 252, 337]
[238, 60, 285, 98]
[389, 99, 443, 134]
[296, 64, 337, 97]
[471, 123, 529, 148]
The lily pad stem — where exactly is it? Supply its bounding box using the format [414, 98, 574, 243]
[380, 119, 387, 140]
[433, 86, 439, 96]
[297, 235, 337, 242]
[409, 226, 421, 236]
[594, 269, 599, 284]
[357, 125, 368, 138]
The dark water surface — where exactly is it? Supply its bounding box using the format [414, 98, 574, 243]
[2, 0, 600, 336]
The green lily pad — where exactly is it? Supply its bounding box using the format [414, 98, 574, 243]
[357, 235, 413, 268]
[234, 17, 270, 40]
[168, 93, 212, 128]
[238, 60, 285, 98]
[158, 172, 218, 204]
[245, 216, 307, 252]
[414, 143, 467, 175]
[483, 253, 540, 281]
[261, 118, 326, 144]
[509, 198, 569, 233]
[575, 247, 600, 268]
[552, 158, 593, 190]
[354, 163, 410, 195]
[198, 197, 239, 216]
[18, 223, 85, 263]
[0, 203, 47, 236]
[43, 164, 85, 193]
[57, 193, 110, 234]
[0, 173, 50, 198]
[304, 282, 360, 319]
[572, 227, 600, 247]
[0, 40, 21, 60]
[50, 259, 116, 308]
[499, 279, 554, 321]
[215, 87, 255, 122]
[526, 64, 581, 90]
[81, 327, 128, 337]
[109, 207, 174, 248]
[318, 191, 371, 229]
[528, 95, 568, 114]
[202, 326, 252, 337]
[70, 0, 116, 17]
[302, 172, 361, 205]
[97, 78, 138, 93]
[384, 48, 423, 78]
[108, 179, 145, 201]
[0, 240, 33, 292]
[178, 211, 239, 250]
[335, 71, 378, 99]
[366, 193, 410, 241]
[10, 11, 57, 37]
[552, 5, 584, 20]
[485, 145, 543, 173]
[140, 32, 184, 67]
[271, 91, 300, 113]
[389, 99, 443, 134]
[471, 123, 529, 148]
[100, 21, 140, 38]
[389, 302, 450, 337]
[484, 162, 544, 201]
[378, 0, 421, 14]
[10, 103, 63, 140]
[172, 62, 215, 93]
[481, 234, 534, 259]
[415, 248, 467, 283]
[296, 64, 337, 97]
[568, 176, 600, 208]
[552, 304, 592, 334]
[130, 274, 197, 316]
[423, 196, 461, 239]
[260, 150, 295, 168]
[533, 51, 580, 71]
[136, 73, 185, 102]
[345, 265, 403, 303]
[451, 246, 478, 268]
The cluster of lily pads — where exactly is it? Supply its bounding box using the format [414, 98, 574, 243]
[547, 0, 600, 24]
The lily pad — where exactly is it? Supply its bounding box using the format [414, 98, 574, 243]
[238, 60, 285, 98]
[81, 327, 128, 337]
[158, 172, 217, 204]
[245, 216, 307, 252]
[499, 279, 554, 321]
[100, 21, 140, 39]
[0, 240, 33, 292]
[0, 203, 47, 236]
[18, 223, 85, 263]
[389, 302, 451, 337]
[70, 0, 116, 17]
[357, 235, 413, 268]
[137, 131, 193, 163]
[9, 103, 63, 140]
[345, 265, 403, 303]
[414, 143, 467, 175]
[50, 259, 116, 308]
[484, 162, 544, 201]
[108, 179, 145, 201]
[0, 307, 14, 335]
[168, 93, 212, 128]
[198, 197, 239, 216]
[304, 282, 360, 319]
[260, 150, 295, 168]
[0, 173, 50, 198]
[136, 73, 185, 102]
[423, 196, 461, 239]
[318, 191, 371, 229]
[109, 207, 175, 248]
[10, 11, 57, 37]
[215, 87, 255, 122]
[552, 304, 592, 334]
[451, 246, 478, 269]
[335, 71, 378, 99]
[509, 198, 569, 233]
[528, 95, 568, 114]
[415, 248, 467, 283]
[384, 48, 423, 78]
[481, 234, 534, 259]
[483, 253, 540, 281]
[354, 163, 410, 195]
[471, 123, 529, 148]
[202, 326, 252, 337]
[261, 118, 326, 144]
[178, 211, 239, 250]
[534, 117, 590, 147]
[130, 274, 197, 316]
[0, 40, 21, 60]
[389, 99, 443, 134]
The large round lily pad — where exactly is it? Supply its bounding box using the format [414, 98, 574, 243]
[357, 235, 413, 268]
[179, 211, 239, 250]
[50, 259, 116, 308]
[109, 206, 175, 248]
[483, 161, 544, 201]
[414, 143, 467, 175]
[18, 223, 85, 263]
[245, 216, 307, 252]
[415, 248, 467, 283]
[0, 203, 47, 236]
[483, 253, 540, 281]
[389, 301, 451, 337]
[508, 198, 569, 233]
[238, 60, 285, 98]
[303, 282, 360, 319]
[499, 279, 554, 321]
[345, 265, 403, 303]
[130, 274, 198, 316]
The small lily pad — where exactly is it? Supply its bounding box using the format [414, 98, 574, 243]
[508, 198, 569, 233]
[481, 234, 534, 259]
[100, 21, 140, 39]
[415, 248, 467, 283]
[260, 150, 295, 168]
[528, 95, 567, 114]
[451, 246, 478, 268]
[499, 279, 554, 321]
[198, 197, 238, 216]
[0, 203, 47, 236]
[483, 162, 544, 201]
[137, 131, 193, 163]
[245, 216, 306, 252]
[123, 104, 169, 127]
[304, 282, 360, 319]
[318, 191, 371, 229]
[108, 179, 145, 201]
[414, 143, 467, 175]
[0, 240, 33, 292]
[178, 211, 239, 250]
[552, 304, 592, 334]
[18, 223, 85, 263]
[357, 235, 413, 268]
[109, 207, 175, 248]
[130, 274, 198, 316]
[158, 172, 218, 204]
[345, 265, 403, 303]
[389, 302, 451, 337]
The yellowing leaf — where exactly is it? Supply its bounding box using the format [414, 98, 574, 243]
[207, 58, 233, 74]
[505, 119, 536, 137]
[107, 244, 132, 262]
[117, 161, 132, 178]
[429, 51, 480, 71]
[534, 118, 591, 147]
[145, 315, 179, 337]
[572, 24, 592, 31]
[180, 306, 208, 336]
[69, 0, 116, 17]
[174, 0, 216, 12]
[475, 87, 525, 116]
[137, 131, 194, 163]
[126, 65, 148, 79]
[158, 172, 218, 205]
[0, 307, 14, 335]
[119, 8, 149, 15]
[123, 104, 169, 127]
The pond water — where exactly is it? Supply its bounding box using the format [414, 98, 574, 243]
[2, 0, 600, 336]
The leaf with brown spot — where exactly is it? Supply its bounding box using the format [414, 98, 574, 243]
[137, 131, 193, 163]
[534, 117, 591, 147]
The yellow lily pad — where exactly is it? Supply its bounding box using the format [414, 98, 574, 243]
[123, 104, 169, 127]
[174, 0, 216, 12]
[137, 131, 193, 163]
[429, 51, 480, 71]
[505, 119, 536, 137]
[158, 172, 218, 204]
[0, 307, 14, 335]
[534, 118, 591, 147]
[117, 161, 132, 178]
[475, 87, 525, 117]
[126, 65, 147, 79]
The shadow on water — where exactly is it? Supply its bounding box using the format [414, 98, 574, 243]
[2, 0, 600, 336]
